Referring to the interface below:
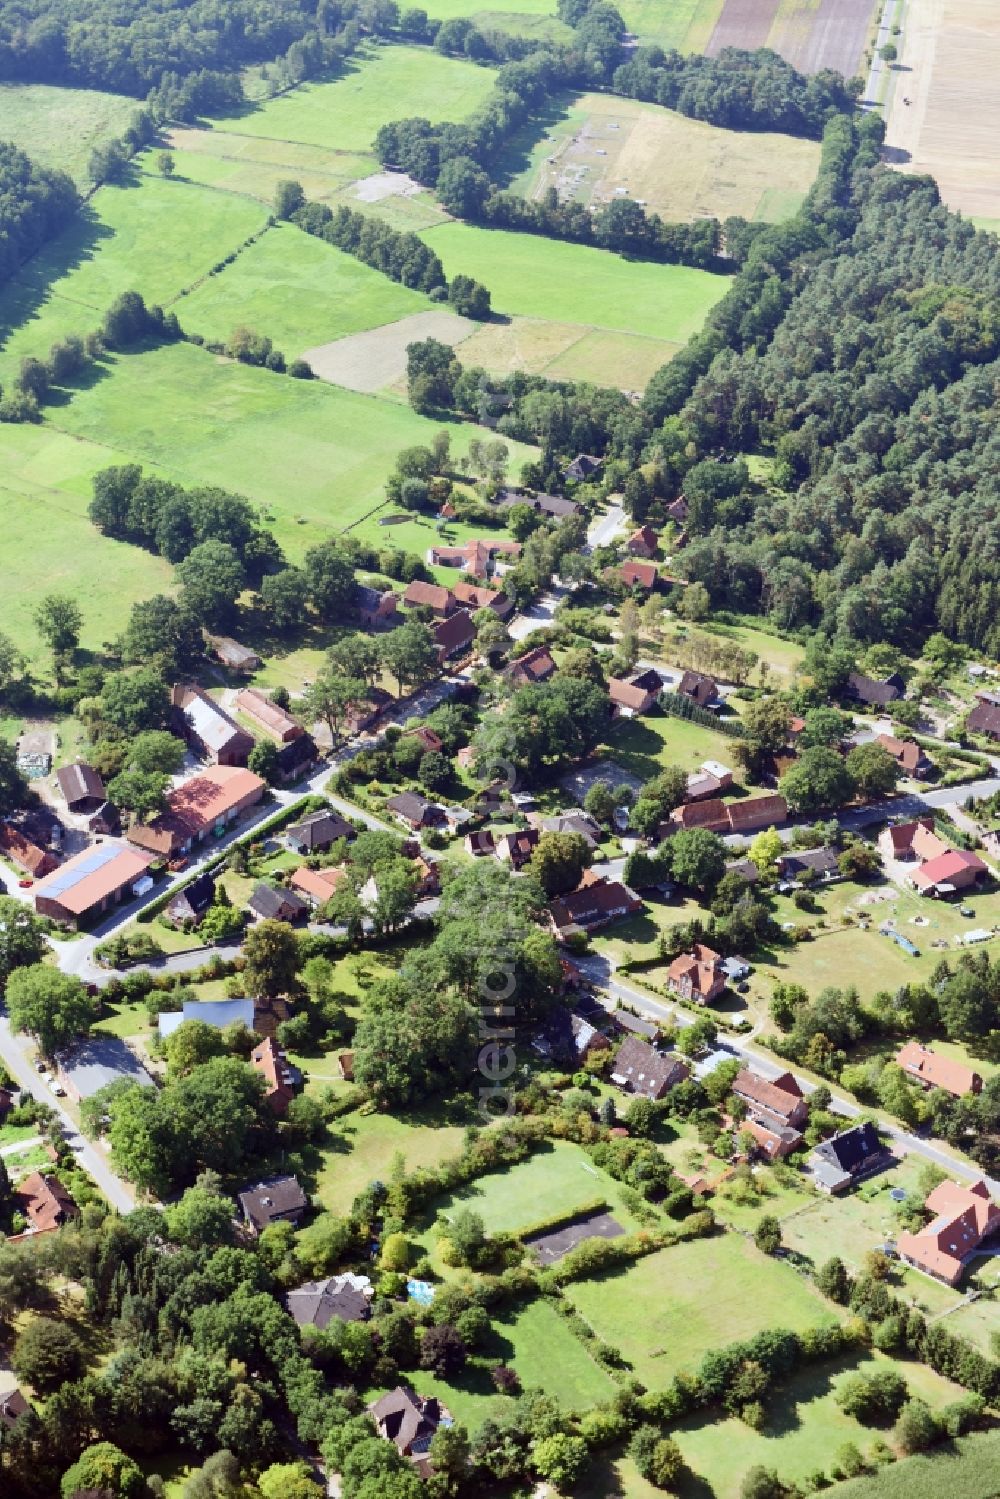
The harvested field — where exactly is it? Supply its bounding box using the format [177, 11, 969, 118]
[510, 91, 819, 224]
[524, 1210, 625, 1265]
[707, 0, 877, 75]
[303, 309, 475, 392]
[883, 0, 1000, 220]
[453, 316, 679, 392]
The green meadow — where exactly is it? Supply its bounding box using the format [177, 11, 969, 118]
[0, 82, 137, 184]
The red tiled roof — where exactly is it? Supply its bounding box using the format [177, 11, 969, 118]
[912, 848, 988, 890]
[896, 1043, 981, 1097]
[403, 581, 455, 614]
[618, 561, 658, 589]
[290, 866, 347, 903]
[608, 678, 655, 712]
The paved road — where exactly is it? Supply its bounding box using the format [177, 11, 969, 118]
[573, 954, 1000, 1197]
[587, 502, 626, 550]
[0, 1134, 41, 1157]
[508, 587, 567, 642]
[861, 0, 898, 110]
[0, 1014, 137, 1213]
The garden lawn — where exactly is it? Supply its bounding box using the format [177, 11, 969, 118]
[46, 340, 536, 558]
[671, 1352, 967, 1499]
[209, 46, 498, 155]
[603, 709, 740, 777]
[314, 1107, 470, 1216]
[0, 83, 137, 184]
[0, 174, 267, 384]
[566, 1233, 837, 1387]
[421, 222, 728, 344]
[825, 1431, 1000, 1499]
[176, 222, 432, 354]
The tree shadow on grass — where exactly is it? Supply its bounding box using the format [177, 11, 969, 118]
[204, 54, 367, 126]
[0, 204, 115, 356]
[491, 89, 577, 187]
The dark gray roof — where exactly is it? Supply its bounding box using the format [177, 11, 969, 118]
[610, 1035, 687, 1099]
[238, 1174, 308, 1232]
[846, 672, 902, 707]
[813, 1122, 884, 1176]
[287, 809, 355, 850]
[58, 1036, 155, 1097]
[276, 733, 318, 775]
[778, 847, 840, 878]
[285, 1275, 371, 1328]
[167, 871, 216, 919]
[249, 882, 308, 921]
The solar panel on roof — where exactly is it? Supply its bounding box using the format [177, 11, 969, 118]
[38, 842, 121, 897]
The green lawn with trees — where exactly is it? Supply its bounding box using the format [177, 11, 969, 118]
[0, 83, 137, 185]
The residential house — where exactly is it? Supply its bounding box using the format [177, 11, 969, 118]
[610, 1035, 688, 1100]
[686, 761, 734, 803]
[248, 882, 309, 924]
[290, 865, 347, 905]
[498, 489, 578, 521]
[911, 847, 988, 897]
[126, 766, 265, 860]
[539, 810, 602, 849]
[355, 583, 398, 629]
[776, 847, 841, 884]
[896, 1042, 982, 1098]
[564, 453, 603, 482]
[285, 809, 355, 855]
[740, 1117, 804, 1161]
[876, 733, 932, 778]
[402, 580, 456, 617]
[896, 1179, 1000, 1286]
[286, 1274, 374, 1328]
[238, 1175, 308, 1234]
[630, 667, 666, 694]
[413, 855, 440, 897]
[427, 539, 521, 575]
[626, 525, 659, 559]
[677, 670, 718, 708]
[725, 857, 760, 886]
[56, 762, 105, 813]
[533, 1009, 610, 1066]
[57, 1036, 155, 1102]
[845, 671, 904, 710]
[274, 733, 319, 784]
[210, 637, 260, 674]
[617, 560, 658, 591]
[506, 645, 557, 686]
[465, 829, 496, 857]
[159, 998, 256, 1038]
[0, 825, 58, 878]
[495, 828, 541, 871]
[404, 725, 444, 755]
[665, 943, 726, 1006]
[878, 817, 945, 864]
[431, 608, 475, 664]
[344, 688, 393, 737]
[666, 496, 688, 523]
[610, 1008, 659, 1040]
[732, 1068, 807, 1155]
[172, 685, 254, 767]
[15, 1172, 78, 1234]
[370, 1387, 449, 1464]
[0, 1389, 31, 1430]
[250, 1036, 301, 1116]
[87, 801, 121, 836]
[808, 1122, 890, 1193]
[234, 688, 303, 744]
[967, 697, 1000, 742]
[454, 581, 514, 618]
[386, 791, 444, 831]
[0, 1086, 14, 1119]
[165, 871, 216, 927]
[609, 677, 659, 718]
[32, 843, 155, 928]
[548, 873, 642, 937]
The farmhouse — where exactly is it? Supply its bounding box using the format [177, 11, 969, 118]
[172, 685, 254, 767]
[548, 874, 642, 937]
[0, 824, 58, 878]
[355, 583, 398, 628]
[626, 524, 659, 558]
[344, 688, 392, 737]
[506, 645, 557, 685]
[369, 1387, 449, 1464]
[535, 1010, 611, 1065]
[495, 828, 540, 871]
[250, 1036, 301, 1116]
[610, 1035, 688, 1099]
[57, 1036, 155, 1101]
[56, 761, 105, 813]
[454, 580, 513, 617]
[274, 732, 319, 783]
[609, 676, 659, 718]
[911, 847, 988, 897]
[165, 871, 216, 927]
[677, 670, 718, 708]
[234, 687, 303, 743]
[33, 843, 155, 928]
[896, 1042, 982, 1097]
[879, 817, 945, 864]
[386, 791, 444, 831]
[896, 1179, 1000, 1287]
[15, 1172, 78, 1234]
[285, 809, 355, 854]
[808, 1122, 890, 1194]
[431, 608, 475, 663]
[876, 733, 932, 778]
[670, 798, 730, 835]
[665, 943, 726, 1006]
[428, 538, 521, 575]
[402, 580, 456, 617]
[238, 1174, 308, 1234]
[126, 766, 265, 859]
[498, 489, 578, 520]
[617, 560, 658, 591]
[726, 794, 788, 835]
[248, 882, 309, 924]
[286, 1274, 374, 1329]
[732, 1069, 808, 1147]
[845, 671, 904, 709]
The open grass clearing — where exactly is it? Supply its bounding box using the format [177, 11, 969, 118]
[177, 222, 433, 355]
[164, 128, 376, 204]
[209, 45, 498, 156]
[566, 1232, 837, 1387]
[314, 1105, 471, 1217]
[508, 90, 819, 225]
[304, 308, 473, 392]
[0, 174, 267, 384]
[46, 340, 535, 559]
[0, 83, 137, 185]
[422, 221, 728, 348]
[602, 708, 740, 778]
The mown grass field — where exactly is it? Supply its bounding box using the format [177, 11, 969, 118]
[423, 220, 728, 345]
[209, 45, 498, 155]
[314, 1107, 470, 1216]
[0, 174, 267, 383]
[509, 90, 819, 224]
[46, 340, 536, 557]
[567, 1233, 837, 1387]
[164, 128, 376, 205]
[176, 222, 432, 354]
[0, 83, 137, 184]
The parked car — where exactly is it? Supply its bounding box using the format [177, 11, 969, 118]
[48, 1080, 66, 1097]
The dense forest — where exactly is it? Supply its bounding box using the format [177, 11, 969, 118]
[0, 141, 76, 285]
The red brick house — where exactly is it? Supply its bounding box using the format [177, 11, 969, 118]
[626, 525, 659, 559]
[665, 943, 725, 1005]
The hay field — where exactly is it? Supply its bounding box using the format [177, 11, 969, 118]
[303, 309, 475, 392]
[208, 45, 497, 156]
[0, 83, 137, 184]
[164, 128, 376, 205]
[510, 91, 819, 223]
[883, 0, 1000, 220]
[176, 222, 432, 354]
[706, 0, 877, 75]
